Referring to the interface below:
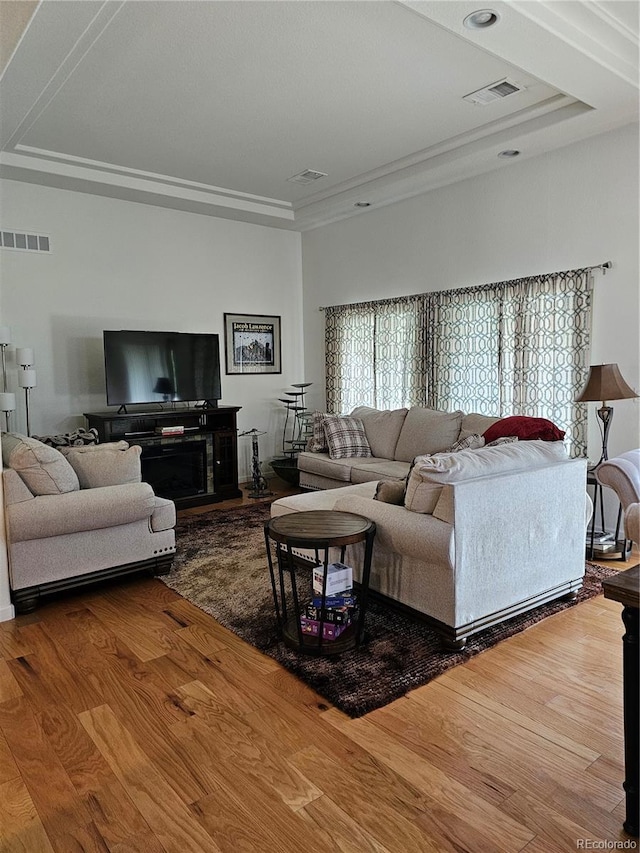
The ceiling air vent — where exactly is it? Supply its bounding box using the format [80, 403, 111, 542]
[287, 169, 328, 185]
[0, 230, 51, 252]
[463, 78, 524, 106]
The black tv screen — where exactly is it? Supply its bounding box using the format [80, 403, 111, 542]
[103, 330, 222, 406]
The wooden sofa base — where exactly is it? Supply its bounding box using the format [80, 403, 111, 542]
[367, 577, 584, 651]
[11, 553, 175, 614]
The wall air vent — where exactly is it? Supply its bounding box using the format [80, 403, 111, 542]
[463, 78, 524, 106]
[0, 229, 51, 252]
[287, 169, 328, 185]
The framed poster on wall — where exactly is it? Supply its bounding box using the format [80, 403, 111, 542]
[224, 313, 281, 375]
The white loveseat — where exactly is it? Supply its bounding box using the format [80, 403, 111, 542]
[274, 438, 588, 649]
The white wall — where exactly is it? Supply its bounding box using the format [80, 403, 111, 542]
[0, 180, 303, 475]
[301, 124, 640, 470]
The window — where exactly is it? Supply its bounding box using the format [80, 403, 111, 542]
[325, 270, 592, 456]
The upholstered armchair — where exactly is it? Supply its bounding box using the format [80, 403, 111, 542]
[595, 450, 640, 546]
[2, 432, 176, 613]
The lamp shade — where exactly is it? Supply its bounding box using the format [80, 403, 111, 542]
[0, 392, 15, 411]
[575, 363, 638, 404]
[153, 377, 173, 395]
[16, 347, 34, 367]
[18, 369, 36, 389]
[0, 326, 10, 345]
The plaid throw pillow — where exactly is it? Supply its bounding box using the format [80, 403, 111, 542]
[322, 415, 372, 460]
[449, 433, 485, 452]
[306, 411, 329, 453]
[486, 435, 518, 447]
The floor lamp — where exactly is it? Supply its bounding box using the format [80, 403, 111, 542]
[16, 348, 36, 437]
[0, 326, 16, 431]
[576, 363, 639, 465]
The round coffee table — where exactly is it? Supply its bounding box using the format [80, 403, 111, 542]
[264, 510, 376, 655]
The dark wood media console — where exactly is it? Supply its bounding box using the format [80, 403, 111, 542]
[84, 406, 242, 508]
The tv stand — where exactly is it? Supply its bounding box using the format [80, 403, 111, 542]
[84, 406, 242, 508]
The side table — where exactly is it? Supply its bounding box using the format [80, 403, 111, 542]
[586, 467, 631, 561]
[602, 564, 639, 838]
[264, 510, 376, 656]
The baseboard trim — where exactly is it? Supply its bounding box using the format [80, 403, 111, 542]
[0, 602, 16, 622]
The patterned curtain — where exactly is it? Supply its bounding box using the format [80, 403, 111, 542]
[325, 269, 592, 455]
[498, 271, 592, 456]
[325, 295, 427, 413]
[426, 285, 502, 415]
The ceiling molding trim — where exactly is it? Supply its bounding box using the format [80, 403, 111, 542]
[503, 1, 639, 88]
[293, 100, 605, 231]
[0, 151, 295, 221]
[294, 93, 579, 209]
[12, 145, 293, 209]
[2, 1, 125, 150]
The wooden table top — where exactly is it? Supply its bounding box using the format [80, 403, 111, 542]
[602, 564, 640, 609]
[267, 510, 374, 547]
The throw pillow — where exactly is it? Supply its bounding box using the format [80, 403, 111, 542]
[483, 416, 565, 443]
[449, 433, 485, 452]
[1, 433, 79, 495]
[66, 444, 142, 488]
[33, 427, 99, 449]
[321, 415, 372, 460]
[485, 435, 518, 447]
[373, 479, 406, 505]
[306, 411, 329, 453]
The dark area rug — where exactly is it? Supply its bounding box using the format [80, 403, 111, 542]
[162, 502, 617, 718]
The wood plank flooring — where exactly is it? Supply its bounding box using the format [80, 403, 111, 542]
[0, 479, 637, 852]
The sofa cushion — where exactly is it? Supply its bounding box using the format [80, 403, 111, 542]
[306, 411, 329, 453]
[349, 458, 411, 484]
[322, 415, 372, 460]
[1, 433, 80, 495]
[66, 444, 142, 488]
[350, 406, 409, 459]
[483, 415, 565, 443]
[404, 440, 569, 514]
[394, 407, 463, 462]
[459, 413, 500, 437]
[297, 451, 354, 483]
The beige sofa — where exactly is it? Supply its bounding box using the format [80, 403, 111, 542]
[2, 432, 176, 613]
[298, 406, 499, 490]
[275, 435, 589, 649]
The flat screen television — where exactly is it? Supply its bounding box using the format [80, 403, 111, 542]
[103, 330, 222, 408]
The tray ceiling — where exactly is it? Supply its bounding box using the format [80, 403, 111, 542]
[0, 0, 637, 230]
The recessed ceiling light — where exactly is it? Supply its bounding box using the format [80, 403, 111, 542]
[498, 149, 520, 158]
[463, 9, 500, 29]
[354, 202, 371, 208]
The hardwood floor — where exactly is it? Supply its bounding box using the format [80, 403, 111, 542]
[0, 478, 637, 852]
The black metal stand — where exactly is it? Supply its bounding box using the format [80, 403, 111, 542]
[586, 469, 631, 561]
[240, 428, 273, 499]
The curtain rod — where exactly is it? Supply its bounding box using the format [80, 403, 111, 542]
[318, 261, 613, 310]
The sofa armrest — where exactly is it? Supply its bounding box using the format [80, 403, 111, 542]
[6, 482, 157, 543]
[449, 459, 587, 623]
[2, 468, 34, 505]
[625, 502, 640, 545]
